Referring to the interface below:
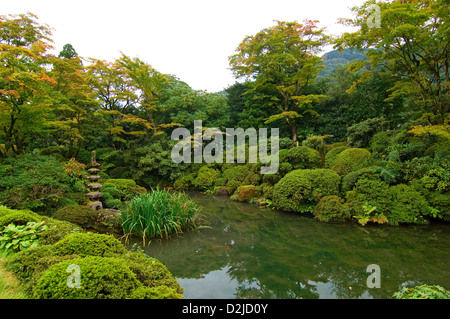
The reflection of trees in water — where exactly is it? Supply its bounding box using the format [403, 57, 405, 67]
[137, 193, 450, 299]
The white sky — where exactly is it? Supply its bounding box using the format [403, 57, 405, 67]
[2, 0, 366, 92]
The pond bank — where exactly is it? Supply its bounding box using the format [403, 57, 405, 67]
[127, 192, 450, 299]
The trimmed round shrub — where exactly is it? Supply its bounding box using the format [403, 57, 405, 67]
[128, 286, 183, 299]
[52, 205, 98, 229]
[285, 146, 321, 170]
[388, 184, 430, 225]
[122, 250, 183, 294]
[324, 146, 347, 168]
[330, 148, 372, 176]
[101, 184, 123, 209]
[194, 166, 220, 190]
[0, 209, 41, 228]
[38, 217, 81, 245]
[52, 232, 127, 257]
[6, 245, 80, 294]
[341, 168, 378, 193]
[223, 164, 261, 193]
[273, 169, 341, 213]
[313, 195, 351, 223]
[33, 256, 141, 299]
[351, 178, 391, 215]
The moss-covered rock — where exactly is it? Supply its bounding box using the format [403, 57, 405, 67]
[214, 186, 229, 196]
[230, 185, 259, 202]
[273, 169, 341, 213]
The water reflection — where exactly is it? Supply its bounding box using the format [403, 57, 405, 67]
[129, 192, 450, 299]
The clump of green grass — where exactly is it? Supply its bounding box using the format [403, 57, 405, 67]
[121, 189, 201, 243]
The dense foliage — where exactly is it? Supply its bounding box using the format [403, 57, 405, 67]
[0, 0, 449, 299]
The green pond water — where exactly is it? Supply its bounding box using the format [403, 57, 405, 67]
[130, 192, 450, 299]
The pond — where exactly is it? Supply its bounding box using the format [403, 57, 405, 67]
[129, 192, 450, 299]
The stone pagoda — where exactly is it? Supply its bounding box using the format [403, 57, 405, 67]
[86, 151, 103, 210]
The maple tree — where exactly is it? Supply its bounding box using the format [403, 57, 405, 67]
[48, 47, 97, 157]
[86, 54, 179, 149]
[229, 20, 329, 144]
[334, 0, 449, 123]
[0, 13, 56, 155]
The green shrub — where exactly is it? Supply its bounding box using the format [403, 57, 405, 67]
[0, 207, 80, 246]
[348, 179, 430, 225]
[262, 173, 282, 185]
[173, 173, 196, 190]
[257, 183, 274, 200]
[122, 250, 182, 294]
[388, 184, 430, 225]
[350, 178, 391, 217]
[341, 168, 378, 193]
[128, 286, 183, 299]
[330, 148, 372, 176]
[370, 131, 393, 156]
[278, 137, 297, 150]
[393, 284, 450, 299]
[324, 146, 347, 168]
[121, 189, 200, 241]
[285, 146, 321, 170]
[38, 217, 81, 245]
[223, 164, 261, 193]
[0, 155, 72, 213]
[347, 117, 386, 148]
[102, 179, 147, 201]
[52, 232, 126, 257]
[194, 166, 220, 190]
[6, 245, 59, 283]
[301, 134, 334, 154]
[52, 205, 98, 229]
[6, 233, 182, 298]
[273, 169, 341, 213]
[101, 184, 123, 209]
[313, 195, 350, 223]
[0, 209, 41, 228]
[411, 180, 450, 222]
[33, 256, 141, 299]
